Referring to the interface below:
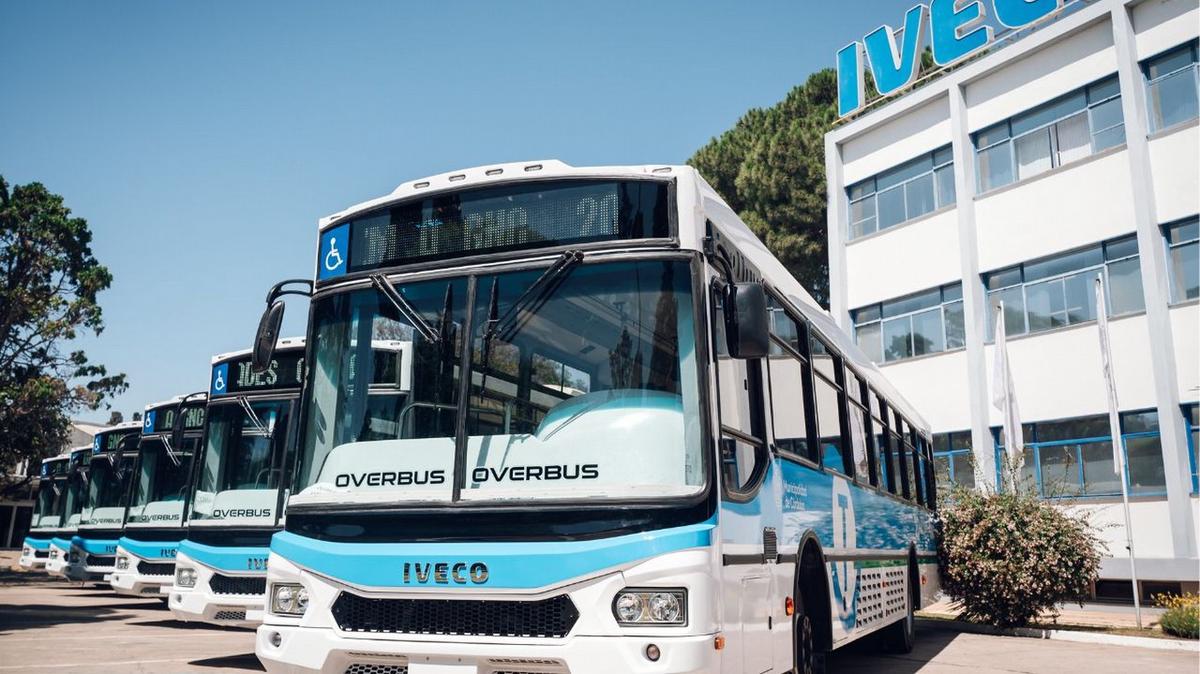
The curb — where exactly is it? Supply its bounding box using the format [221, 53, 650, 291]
[918, 618, 1199, 652]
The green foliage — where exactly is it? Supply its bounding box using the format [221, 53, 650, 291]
[937, 487, 1102, 627]
[0, 176, 127, 477]
[688, 69, 837, 305]
[687, 50, 940, 307]
[1155, 593, 1199, 639]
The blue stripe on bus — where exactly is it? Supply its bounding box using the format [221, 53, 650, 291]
[50, 537, 72, 551]
[178, 539, 270, 572]
[71, 536, 119, 554]
[119, 537, 182, 560]
[271, 518, 716, 590]
[23, 537, 51, 550]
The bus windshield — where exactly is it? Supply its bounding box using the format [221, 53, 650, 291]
[293, 258, 703, 507]
[82, 453, 136, 527]
[126, 437, 198, 526]
[190, 399, 293, 525]
[31, 478, 62, 529]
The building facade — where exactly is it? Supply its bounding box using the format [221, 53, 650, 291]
[826, 0, 1198, 599]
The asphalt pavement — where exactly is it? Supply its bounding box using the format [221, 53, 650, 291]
[0, 564, 1196, 673]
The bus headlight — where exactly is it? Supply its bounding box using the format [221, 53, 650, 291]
[116, 556, 130, 570]
[271, 583, 308, 616]
[613, 588, 686, 625]
[175, 567, 197, 588]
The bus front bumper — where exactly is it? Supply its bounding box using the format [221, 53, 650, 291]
[110, 551, 174, 597]
[18, 548, 48, 570]
[255, 626, 720, 674]
[168, 551, 264, 628]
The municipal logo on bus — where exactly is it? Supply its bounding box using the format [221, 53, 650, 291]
[830, 476, 858, 629]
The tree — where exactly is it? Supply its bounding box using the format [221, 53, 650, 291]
[689, 50, 940, 306]
[0, 176, 127, 478]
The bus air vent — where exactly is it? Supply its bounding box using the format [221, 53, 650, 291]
[331, 593, 579, 638]
[344, 665, 407, 674]
[85, 554, 116, 567]
[210, 573, 267, 596]
[137, 560, 175, 576]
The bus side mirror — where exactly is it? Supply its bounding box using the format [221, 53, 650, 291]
[725, 282, 769, 359]
[253, 300, 285, 373]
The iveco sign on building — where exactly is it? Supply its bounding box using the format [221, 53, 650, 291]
[826, 0, 1199, 601]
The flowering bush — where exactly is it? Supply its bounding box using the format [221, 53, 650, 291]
[1155, 593, 1199, 639]
[937, 487, 1102, 627]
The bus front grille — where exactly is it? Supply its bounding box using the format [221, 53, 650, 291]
[331, 593, 579, 638]
[137, 560, 175, 576]
[210, 573, 267, 596]
[85, 554, 115, 567]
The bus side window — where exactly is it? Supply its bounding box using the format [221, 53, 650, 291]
[810, 333, 850, 477]
[713, 284, 768, 496]
[765, 299, 812, 460]
[895, 415, 915, 501]
[874, 394, 894, 494]
[844, 366, 872, 484]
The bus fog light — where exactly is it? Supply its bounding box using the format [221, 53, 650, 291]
[613, 588, 686, 625]
[116, 556, 130, 570]
[176, 567, 197, 588]
[268, 631, 282, 647]
[271, 583, 307, 616]
[645, 643, 661, 661]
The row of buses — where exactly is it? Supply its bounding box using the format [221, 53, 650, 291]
[23, 161, 941, 674]
[20, 339, 307, 627]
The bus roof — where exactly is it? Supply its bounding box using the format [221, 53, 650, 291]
[319, 159, 681, 232]
[210, 336, 306, 365]
[95, 420, 143, 434]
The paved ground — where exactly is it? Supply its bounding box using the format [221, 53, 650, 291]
[1, 559, 1196, 673]
[921, 597, 1168, 630]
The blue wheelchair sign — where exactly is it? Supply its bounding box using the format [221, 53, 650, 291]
[211, 363, 229, 395]
[318, 223, 349, 280]
[143, 410, 155, 434]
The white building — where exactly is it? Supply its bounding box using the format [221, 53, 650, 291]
[825, 0, 1198, 600]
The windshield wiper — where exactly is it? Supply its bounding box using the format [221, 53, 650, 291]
[478, 250, 584, 396]
[238, 396, 271, 436]
[371, 273, 440, 343]
[159, 436, 182, 468]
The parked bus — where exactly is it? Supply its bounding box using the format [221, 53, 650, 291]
[19, 454, 73, 570]
[251, 161, 940, 674]
[43, 447, 92, 578]
[168, 339, 305, 627]
[66, 421, 142, 582]
[110, 395, 207, 597]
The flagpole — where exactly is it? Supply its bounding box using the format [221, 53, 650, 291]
[1095, 277, 1142, 628]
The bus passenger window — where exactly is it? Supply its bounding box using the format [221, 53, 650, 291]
[766, 301, 810, 458]
[844, 367, 871, 482]
[810, 335, 848, 475]
[714, 288, 768, 496]
[721, 436, 761, 491]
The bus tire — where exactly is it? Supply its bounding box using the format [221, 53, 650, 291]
[880, 557, 917, 654]
[793, 547, 827, 674]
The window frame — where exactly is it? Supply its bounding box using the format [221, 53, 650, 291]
[1163, 216, 1199, 304]
[847, 145, 955, 240]
[1142, 40, 1200, 133]
[852, 283, 964, 363]
[984, 235, 1143, 340]
[973, 75, 1125, 194]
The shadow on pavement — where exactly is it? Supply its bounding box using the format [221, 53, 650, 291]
[0, 602, 149, 633]
[189, 653, 266, 671]
[131, 618, 252, 632]
[826, 620, 960, 674]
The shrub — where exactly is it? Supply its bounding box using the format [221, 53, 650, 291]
[1155, 593, 1199, 639]
[937, 487, 1102, 627]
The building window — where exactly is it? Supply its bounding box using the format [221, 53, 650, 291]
[984, 236, 1143, 339]
[852, 283, 964, 363]
[1143, 41, 1199, 133]
[974, 76, 1125, 193]
[847, 145, 955, 240]
[1184, 404, 1198, 494]
[994, 411, 1167, 498]
[933, 431, 975, 491]
[1164, 217, 1199, 303]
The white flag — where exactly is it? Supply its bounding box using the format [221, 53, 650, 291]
[1095, 277, 1124, 475]
[992, 303, 1023, 472]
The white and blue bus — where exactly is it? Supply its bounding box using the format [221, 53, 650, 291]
[67, 421, 143, 582]
[110, 395, 207, 597]
[252, 161, 940, 674]
[169, 340, 306, 627]
[43, 447, 94, 578]
[19, 453, 74, 570]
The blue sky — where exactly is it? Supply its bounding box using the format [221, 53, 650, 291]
[1, 0, 922, 423]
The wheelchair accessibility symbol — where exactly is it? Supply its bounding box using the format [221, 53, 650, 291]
[143, 412, 154, 432]
[211, 363, 228, 395]
[318, 224, 349, 279]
